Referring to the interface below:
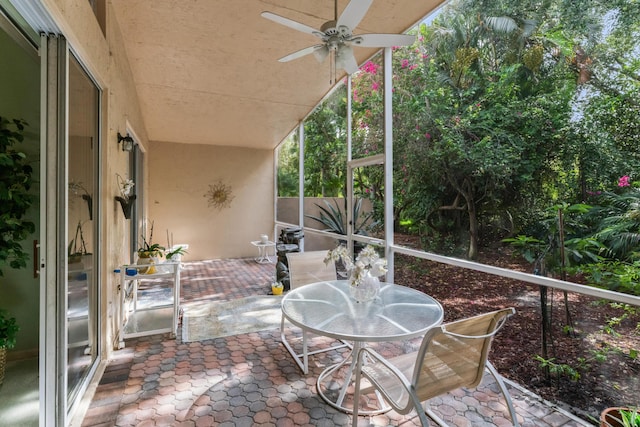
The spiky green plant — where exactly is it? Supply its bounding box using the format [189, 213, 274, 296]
[306, 198, 376, 236]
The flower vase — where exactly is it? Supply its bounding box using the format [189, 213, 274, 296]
[350, 271, 380, 303]
[137, 251, 158, 274]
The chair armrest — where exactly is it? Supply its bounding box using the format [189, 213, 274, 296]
[356, 347, 416, 414]
[442, 307, 514, 339]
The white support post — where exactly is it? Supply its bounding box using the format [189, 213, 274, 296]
[298, 122, 305, 251]
[383, 47, 394, 283]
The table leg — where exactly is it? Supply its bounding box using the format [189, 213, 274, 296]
[255, 245, 273, 263]
[316, 342, 390, 415]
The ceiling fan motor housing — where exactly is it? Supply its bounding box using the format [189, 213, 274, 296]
[320, 20, 340, 36]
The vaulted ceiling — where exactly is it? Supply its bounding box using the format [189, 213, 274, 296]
[110, 0, 445, 149]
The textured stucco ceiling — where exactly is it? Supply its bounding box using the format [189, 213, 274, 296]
[110, 0, 445, 149]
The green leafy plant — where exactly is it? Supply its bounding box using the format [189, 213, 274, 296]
[603, 408, 640, 427]
[0, 116, 35, 276]
[0, 309, 19, 349]
[138, 221, 164, 257]
[164, 231, 187, 260]
[165, 245, 187, 260]
[619, 407, 640, 427]
[534, 355, 580, 381]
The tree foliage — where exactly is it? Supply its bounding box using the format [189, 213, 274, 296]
[277, 0, 640, 271]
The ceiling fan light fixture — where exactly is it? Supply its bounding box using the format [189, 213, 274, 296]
[313, 46, 329, 63]
[335, 45, 351, 65]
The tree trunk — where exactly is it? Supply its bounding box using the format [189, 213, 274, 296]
[468, 201, 479, 260]
[463, 181, 479, 260]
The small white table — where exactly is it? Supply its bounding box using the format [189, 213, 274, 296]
[281, 280, 443, 414]
[250, 240, 276, 263]
[117, 262, 181, 348]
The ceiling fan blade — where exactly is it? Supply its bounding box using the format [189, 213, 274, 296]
[352, 33, 416, 47]
[278, 44, 326, 63]
[261, 12, 324, 38]
[336, 45, 359, 75]
[337, 0, 373, 31]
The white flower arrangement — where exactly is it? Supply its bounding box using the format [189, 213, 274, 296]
[117, 173, 135, 201]
[115, 174, 136, 219]
[325, 244, 387, 287]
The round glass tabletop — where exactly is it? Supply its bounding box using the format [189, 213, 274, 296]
[281, 280, 443, 342]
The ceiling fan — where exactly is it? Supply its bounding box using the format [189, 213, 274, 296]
[261, 0, 415, 76]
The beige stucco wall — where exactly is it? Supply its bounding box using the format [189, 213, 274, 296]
[148, 141, 274, 260]
[41, 0, 150, 354]
[41, 0, 278, 356]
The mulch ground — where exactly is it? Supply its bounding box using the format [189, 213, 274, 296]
[393, 237, 640, 423]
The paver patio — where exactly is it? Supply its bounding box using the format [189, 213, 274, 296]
[81, 258, 591, 427]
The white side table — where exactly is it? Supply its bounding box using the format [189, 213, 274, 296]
[250, 240, 276, 263]
[117, 262, 181, 348]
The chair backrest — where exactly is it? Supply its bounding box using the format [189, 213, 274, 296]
[412, 308, 515, 401]
[286, 250, 336, 289]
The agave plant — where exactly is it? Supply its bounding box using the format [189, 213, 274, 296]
[306, 198, 376, 236]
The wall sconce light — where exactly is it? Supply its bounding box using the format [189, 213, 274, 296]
[117, 132, 134, 152]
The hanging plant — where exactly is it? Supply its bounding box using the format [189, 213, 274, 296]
[115, 173, 136, 219]
[69, 181, 93, 220]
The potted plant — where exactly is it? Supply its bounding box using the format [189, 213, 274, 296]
[114, 173, 135, 219]
[69, 180, 93, 220]
[165, 245, 187, 262]
[271, 281, 284, 295]
[68, 221, 90, 264]
[137, 221, 164, 274]
[0, 309, 19, 386]
[164, 231, 187, 262]
[601, 407, 640, 427]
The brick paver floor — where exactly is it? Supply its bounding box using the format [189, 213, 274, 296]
[81, 258, 591, 427]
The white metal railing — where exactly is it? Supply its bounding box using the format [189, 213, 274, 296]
[274, 219, 640, 307]
[392, 245, 640, 307]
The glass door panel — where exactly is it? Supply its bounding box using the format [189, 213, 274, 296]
[0, 10, 40, 427]
[66, 53, 99, 403]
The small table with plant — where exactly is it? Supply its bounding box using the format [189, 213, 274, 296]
[117, 261, 181, 348]
[117, 223, 186, 348]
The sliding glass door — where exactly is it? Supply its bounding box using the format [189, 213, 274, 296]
[40, 34, 102, 427]
[0, 8, 41, 427]
[66, 52, 100, 407]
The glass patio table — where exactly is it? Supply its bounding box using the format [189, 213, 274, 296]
[281, 280, 444, 414]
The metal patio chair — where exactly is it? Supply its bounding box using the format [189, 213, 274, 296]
[352, 307, 519, 426]
[280, 250, 351, 374]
